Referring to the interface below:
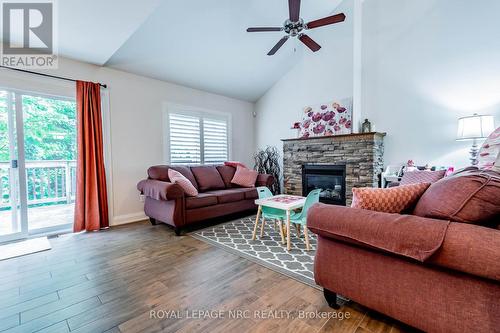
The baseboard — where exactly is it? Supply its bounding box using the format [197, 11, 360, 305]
[112, 212, 147, 226]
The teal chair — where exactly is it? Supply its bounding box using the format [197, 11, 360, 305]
[289, 189, 321, 251]
[252, 187, 286, 244]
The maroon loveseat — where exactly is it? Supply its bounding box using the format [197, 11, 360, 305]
[308, 168, 500, 333]
[137, 165, 274, 235]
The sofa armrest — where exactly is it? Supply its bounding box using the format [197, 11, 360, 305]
[137, 179, 184, 201]
[256, 174, 274, 188]
[428, 223, 500, 281]
[307, 204, 450, 262]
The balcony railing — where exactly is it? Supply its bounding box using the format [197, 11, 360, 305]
[0, 160, 77, 209]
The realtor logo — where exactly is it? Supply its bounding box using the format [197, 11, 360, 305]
[1, 0, 58, 68]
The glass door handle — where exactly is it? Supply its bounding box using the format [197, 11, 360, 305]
[11, 159, 18, 168]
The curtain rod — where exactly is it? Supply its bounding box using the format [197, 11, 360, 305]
[0, 65, 107, 88]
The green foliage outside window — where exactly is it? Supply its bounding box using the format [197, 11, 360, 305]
[0, 92, 77, 207]
[0, 93, 76, 162]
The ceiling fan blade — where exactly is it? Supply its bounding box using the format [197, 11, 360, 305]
[247, 27, 283, 32]
[306, 13, 346, 29]
[299, 34, 321, 52]
[268, 36, 289, 56]
[289, 0, 301, 22]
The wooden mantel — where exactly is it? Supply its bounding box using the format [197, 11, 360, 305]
[281, 132, 386, 142]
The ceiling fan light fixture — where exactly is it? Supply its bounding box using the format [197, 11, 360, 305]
[247, 1, 345, 55]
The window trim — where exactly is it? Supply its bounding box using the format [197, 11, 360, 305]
[163, 103, 232, 165]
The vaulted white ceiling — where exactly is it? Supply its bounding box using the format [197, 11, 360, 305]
[58, 0, 163, 65]
[58, 0, 344, 102]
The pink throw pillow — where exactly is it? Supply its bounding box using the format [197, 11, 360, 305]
[351, 183, 431, 213]
[400, 170, 446, 186]
[231, 166, 258, 188]
[478, 126, 500, 170]
[224, 161, 248, 169]
[168, 169, 198, 197]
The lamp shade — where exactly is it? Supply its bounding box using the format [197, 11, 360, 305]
[456, 114, 495, 141]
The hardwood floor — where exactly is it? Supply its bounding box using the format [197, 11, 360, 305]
[0, 221, 418, 333]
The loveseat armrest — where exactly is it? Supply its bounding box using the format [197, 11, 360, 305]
[428, 222, 500, 281]
[256, 174, 274, 188]
[137, 179, 184, 201]
[307, 204, 450, 262]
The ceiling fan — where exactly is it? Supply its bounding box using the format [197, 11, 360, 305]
[247, 0, 346, 56]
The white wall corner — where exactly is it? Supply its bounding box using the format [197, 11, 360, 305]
[352, 0, 363, 132]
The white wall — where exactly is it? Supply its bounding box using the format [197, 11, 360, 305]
[255, 0, 500, 169]
[363, 0, 500, 168]
[255, 0, 354, 151]
[0, 57, 255, 225]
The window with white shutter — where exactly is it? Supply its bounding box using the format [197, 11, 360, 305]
[203, 118, 228, 164]
[166, 108, 230, 165]
[168, 113, 202, 165]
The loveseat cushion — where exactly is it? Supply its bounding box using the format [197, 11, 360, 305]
[216, 165, 237, 188]
[185, 193, 218, 209]
[414, 168, 500, 226]
[307, 204, 450, 262]
[243, 188, 258, 199]
[191, 165, 226, 192]
[148, 165, 199, 190]
[205, 189, 245, 204]
[428, 222, 500, 281]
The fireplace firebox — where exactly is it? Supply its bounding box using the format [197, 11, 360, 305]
[302, 164, 346, 206]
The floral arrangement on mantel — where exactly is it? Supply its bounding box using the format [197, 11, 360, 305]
[291, 98, 353, 139]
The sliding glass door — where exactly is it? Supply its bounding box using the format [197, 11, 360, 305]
[0, 88, 76, 243]
[0, 91, 24, 242]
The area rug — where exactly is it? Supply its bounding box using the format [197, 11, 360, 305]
[191, 216, 319, 288]
[0, 237, 51, 261]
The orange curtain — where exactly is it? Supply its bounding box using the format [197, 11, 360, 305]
[74, 81, 109, 232]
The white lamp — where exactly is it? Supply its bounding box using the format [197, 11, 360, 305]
[456, 114, 495, 165]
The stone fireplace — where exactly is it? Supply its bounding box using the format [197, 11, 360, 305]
[282, 132, 385, 205]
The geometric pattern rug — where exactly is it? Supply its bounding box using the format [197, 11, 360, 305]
[191, 216, 319, 289]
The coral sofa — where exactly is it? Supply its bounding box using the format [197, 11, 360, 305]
[308, 168, 500, 333]
[137, 165, 274, 235]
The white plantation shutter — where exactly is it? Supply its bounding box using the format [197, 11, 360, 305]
[203, 118, 228, 164]
[169, 113, 201, 164]
[168, 111, 229, 165]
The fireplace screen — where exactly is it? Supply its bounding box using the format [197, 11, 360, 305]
[302, 165, 346, 206]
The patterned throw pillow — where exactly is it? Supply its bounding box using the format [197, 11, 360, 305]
[351, 183, 431, 213]
[478, 126, 500, 170]
[231, 166, 258, 188]
[400, 170, 446, 186]
[168, 169, 198, 197]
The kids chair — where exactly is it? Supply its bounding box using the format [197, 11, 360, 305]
[289, 189, 321, 251]
[252, 187, 286, 244]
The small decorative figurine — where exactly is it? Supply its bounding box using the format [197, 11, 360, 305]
[361, 119, 372, 133]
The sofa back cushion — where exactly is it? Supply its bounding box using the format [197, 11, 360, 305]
[400, 169, 446, 186]
[413, 168, 500, 226]
[191, 165, 226, 192]
[216, 165, 237, 188]
[148, 165, 199, 190]
[351, 183, 430, 214]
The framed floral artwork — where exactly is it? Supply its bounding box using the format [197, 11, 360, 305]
[299, 98, 353, 138]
